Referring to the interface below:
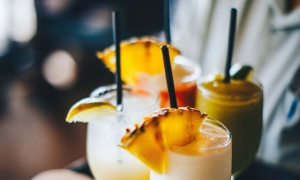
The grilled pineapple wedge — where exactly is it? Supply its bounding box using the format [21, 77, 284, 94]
[97, 36, 180, 84]
[119, 107, 207, 174]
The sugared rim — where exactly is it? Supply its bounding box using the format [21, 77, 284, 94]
[90, 84, 159, 114]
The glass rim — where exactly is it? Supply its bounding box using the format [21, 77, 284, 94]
[174, 55, 201, 83]
[196, 75, 263, 100]
[171, 117, 232, 153]
[89, 84, 159, 115]
[200, 117, 232, 150]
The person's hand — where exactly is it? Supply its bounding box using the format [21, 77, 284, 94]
[31, 169, 93, 180]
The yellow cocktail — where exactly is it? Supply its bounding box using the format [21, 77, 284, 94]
[196, 73, 263, 176]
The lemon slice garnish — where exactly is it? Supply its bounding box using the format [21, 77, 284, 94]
[66, 98, 116, 123]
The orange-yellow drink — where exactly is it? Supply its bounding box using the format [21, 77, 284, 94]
[196, 73, 263, 176]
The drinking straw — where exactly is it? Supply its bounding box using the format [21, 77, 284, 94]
[112, 11, 122, 111]
[164, 0, 171, 43]
[224, 8, 237, 83]
[161, 45, 177, 108]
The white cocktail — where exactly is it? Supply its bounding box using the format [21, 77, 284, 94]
[87, 85, 159, 180]
[150, 118, 232, 180]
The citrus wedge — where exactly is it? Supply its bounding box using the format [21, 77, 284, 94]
[230, 63, 253, 80]
[66, 98, 116, 123]
[97, 36, 180, 84]
[119, 107, 207, 173]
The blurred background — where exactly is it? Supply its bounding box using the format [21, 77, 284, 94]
[0, 0, 166, 179]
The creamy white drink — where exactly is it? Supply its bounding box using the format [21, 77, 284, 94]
[87, 85, 159, 180]
[150, 119, 232, 180]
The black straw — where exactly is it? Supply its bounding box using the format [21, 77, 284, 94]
[113, 11, 122, 110]
[164, 0, 171, 43]
[224, 8, 237, 83]
[161, 45, 177, 108]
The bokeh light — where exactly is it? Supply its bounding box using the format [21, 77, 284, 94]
[42, 50, 77, 90]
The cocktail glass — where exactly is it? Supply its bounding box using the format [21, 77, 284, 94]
[97, 37, 200, 108]
[150, 118, 232, 180]
[195, 73, 263, 177]
[138, 55, 201, 107]
[87, 84, 159, 180]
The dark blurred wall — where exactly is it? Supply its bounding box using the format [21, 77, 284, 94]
[0, 0, 164, 179]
